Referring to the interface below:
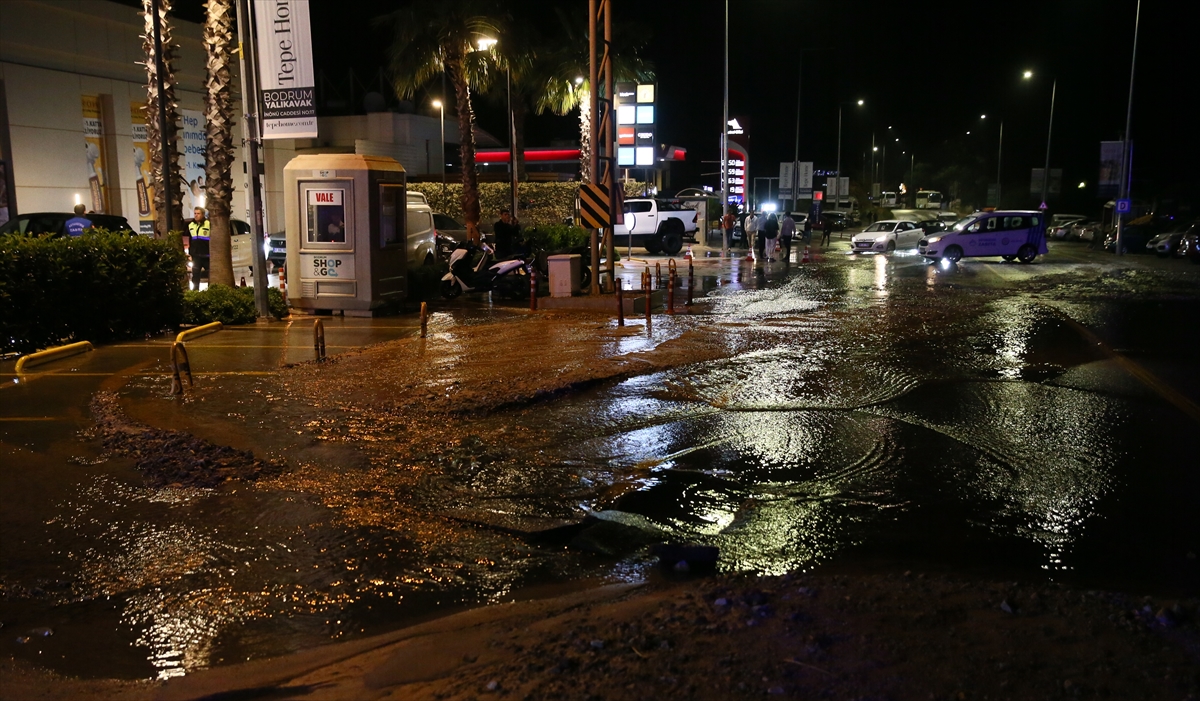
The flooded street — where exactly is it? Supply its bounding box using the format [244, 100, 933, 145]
[3, 242, 1199, 681]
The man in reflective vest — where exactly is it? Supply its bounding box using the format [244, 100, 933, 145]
[188, 206, 211, 290]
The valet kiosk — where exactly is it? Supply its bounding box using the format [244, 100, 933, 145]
[283, 154, 407, 315]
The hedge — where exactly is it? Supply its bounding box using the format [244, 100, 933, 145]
[182, 285, 288, 325]
[409, 180, 647, 228]
[0, 230, 187, 355]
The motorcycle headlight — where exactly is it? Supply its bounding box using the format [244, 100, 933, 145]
[926, 236, 941, 244]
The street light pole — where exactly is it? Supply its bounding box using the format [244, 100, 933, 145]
[432, 100, 445, 206]
[791, 55, 802, 212]
[721, 0, 730, 256]
[1040, 78, 1056, 208]
[507, 68, 518, 219]
[835, 105, 843, 208]
[996, 119, 1004, 208]
[1115, 0, 1142, 256]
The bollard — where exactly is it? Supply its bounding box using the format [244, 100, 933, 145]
[171, 341, 193, 389]
[655, 261, 662, 289]
[667, 268, 676, 315]
[644, 289, 651, 325]
[313, 319, 326, 362]
[616, 282, 625, 327]
[643, 266, 651, 292]
[530, 264, 540, 309]
[169, 344, 184, 396]
[420, 301, 428, 338]
[687, 259, 695, 306]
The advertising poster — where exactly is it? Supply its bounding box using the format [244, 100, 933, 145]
[180, 108, 206, 214]
[130, 102, 155, 234]
[81, 96, 109, 213]
[1098, 141, 1124, 198]
[255, 0, 317, 139]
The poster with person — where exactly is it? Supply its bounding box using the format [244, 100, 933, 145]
[131, 102, 155, 234]
[180, 109, 206, 214]
[81, 96, 109, 213]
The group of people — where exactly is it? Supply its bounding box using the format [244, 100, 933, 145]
[721, 208, 832, 262]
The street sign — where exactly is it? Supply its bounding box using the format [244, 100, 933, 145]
[1116, 198, 1132, 213]
[779, 162, 793, 190]
[579, 183, 614, 228]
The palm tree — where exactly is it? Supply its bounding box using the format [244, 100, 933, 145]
[141, 0, 185, 238]
[532, 8, 653, 182]
[202, 0, 236, 286]
[378, 2, 501, 242]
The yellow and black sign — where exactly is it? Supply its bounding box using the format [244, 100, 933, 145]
[579, 183, 613, 229]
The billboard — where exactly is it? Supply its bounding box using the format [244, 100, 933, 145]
[255, 0, 317, 139]
[130, 102, 155, 234]
[81, 96, 109, 213]
[1098, 141, 1124, 198]
[180, 109, 206, 214]
[1030, 168, 1063, 196]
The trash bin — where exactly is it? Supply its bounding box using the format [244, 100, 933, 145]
[546, 254, 582, 297]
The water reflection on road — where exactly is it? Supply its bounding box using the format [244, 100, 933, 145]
[2, 250, 1198, 679]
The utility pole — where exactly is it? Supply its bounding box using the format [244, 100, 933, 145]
[235, 0, 269, 316]
[1039, 79, 1056, 209]
[996, 120, 1004, 208]
[791, 54, 801, 212]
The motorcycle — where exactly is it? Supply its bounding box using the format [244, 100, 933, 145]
[440, 240, 531, 300]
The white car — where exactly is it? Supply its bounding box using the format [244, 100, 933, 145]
[850, 220, 923, 253]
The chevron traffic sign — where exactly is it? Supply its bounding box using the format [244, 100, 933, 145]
[579, 183, 614, 228]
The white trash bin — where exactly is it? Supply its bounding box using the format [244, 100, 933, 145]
[546, 254, 582, 297]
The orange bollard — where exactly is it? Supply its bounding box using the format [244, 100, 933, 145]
[687, 259, 694, 306]
[313, 319, 326, 362]
[667, 268, 676, 315]
[655, 261, 662, 289]
[616, 282, 625, 326]
[529, 265, 538, 311]
[420, 301, 428, 338]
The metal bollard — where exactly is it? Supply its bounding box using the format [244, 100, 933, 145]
[420, 301, 428, 338]
[644, 289, 651, 325]
[668, 268, 676, 315]
[687, 259, 695, 306]
[529, 265, 538, 311]
[313, 319, 326, 362]
[169, 343, 184, 396]
[655, 261, 662, 289]
[173, 342, 193, 388]
[642, 266, 650, 292]
[616, 282, 625, 326]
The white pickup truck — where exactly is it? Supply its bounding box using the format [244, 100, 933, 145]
[620, 199, 699, 255]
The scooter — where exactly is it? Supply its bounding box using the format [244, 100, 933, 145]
[440, 240, 530, 299]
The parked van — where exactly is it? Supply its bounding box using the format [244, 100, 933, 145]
[918, 210, 1047, 263]
[405, 192, 439, 267]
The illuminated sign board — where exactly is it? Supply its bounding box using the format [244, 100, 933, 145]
[615, 82, 658, 168]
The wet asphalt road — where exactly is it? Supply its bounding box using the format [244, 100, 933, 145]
[2, 236, 1199, 680]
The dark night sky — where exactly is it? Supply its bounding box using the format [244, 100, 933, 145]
[146, 0, 1197, 211]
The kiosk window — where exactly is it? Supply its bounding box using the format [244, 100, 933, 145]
[307, 188, 347, 244]
[379, 184, 405, 247]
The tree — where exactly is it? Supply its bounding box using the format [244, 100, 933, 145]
[531, 8, 653, 182]
[378, 2, 501, 242]
[141, 0, 185, 238]
[202, 0, 236, 286]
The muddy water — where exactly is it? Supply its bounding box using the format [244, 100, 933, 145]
[3, 255, 1199, 680]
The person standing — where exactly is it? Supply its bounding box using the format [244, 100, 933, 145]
[493, 208, 522, 259]
[65, 204, 92, 236]
[761, 213, 780, 262]
[820, 213, 832, 247]
[803, 213, 813, 244]
[745, 211, 759, 256]
[721, 211, 735, 251]
[188, 206, 211, 290]
[780, 212, 796, 261]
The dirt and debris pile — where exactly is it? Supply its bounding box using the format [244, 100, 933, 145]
[89, 392, 283, 488]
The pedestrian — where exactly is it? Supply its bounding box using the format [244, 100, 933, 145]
[65, 203, 92, 236]
[820, 213, 832, 247]
[761, 213, 780, 262]
[493, 208, 521, 259]
[722, 211, 735, 250]
[780, 212, 795, 261]
[188, 206, 211, 291]
[803, 213, 813, 244]
[745, 211, 759, 254]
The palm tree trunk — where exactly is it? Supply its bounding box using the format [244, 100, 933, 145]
[142, 0, 185, 239]
[578, 90, 591, 183]
[447, 54, 481, 242]
[203, 0, 235, 287]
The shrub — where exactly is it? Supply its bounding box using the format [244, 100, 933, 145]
[182, 285, 289, 325]
[524, 223, 592, 253]
[409, 180, 647, 228]
[0, 229, 186, 354]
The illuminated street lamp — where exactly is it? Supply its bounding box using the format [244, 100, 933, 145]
[1024, 69, 1056, 209]
[432, 99, 446, 198]
[835, 98, 864, 208]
